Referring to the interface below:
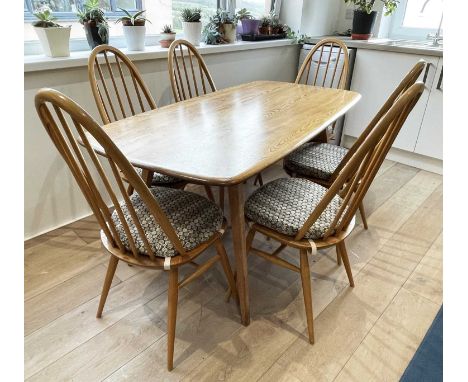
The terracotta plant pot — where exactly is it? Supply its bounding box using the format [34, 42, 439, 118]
[160, 33, 176, 48]
[259, 26, 268, 35]
[83, 21, 108, 49]
[352, 10, 377, 40]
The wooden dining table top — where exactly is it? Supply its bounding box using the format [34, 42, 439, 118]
[90, 81, 361, 185]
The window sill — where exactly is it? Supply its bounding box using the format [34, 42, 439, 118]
[24, 39, 297, 73]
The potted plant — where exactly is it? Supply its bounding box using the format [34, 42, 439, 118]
[203, 10, 236, 45]
[33, 8, 71, 57]
[268, 11, 281, 35]
[181, 8, 202, 46]
[259, 16, 270, 35]
[344, 0, 399, 40]
[77, 0, 109, 49]
[160, 25, 176, 48]
[116, 8, 151, 51]
[236, 8, 260, 35]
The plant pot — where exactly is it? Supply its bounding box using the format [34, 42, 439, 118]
[182, 21, 202, 46]
[259, 26, 268, 35]
[123, 25, 146, 51]
[34, 26, 71, 57]
[352, 10, 377, 40]
[241, 19, 260, 35]
[221, 23, 236, 43]
[160, 32, 176, 48]
[83, 21, 109, 49]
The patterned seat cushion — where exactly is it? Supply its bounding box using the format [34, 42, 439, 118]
[111, 187, 223, 257]
[284, 142, 349, 180]
[245, 178, 343, 240]
[135, 167, 183, 185]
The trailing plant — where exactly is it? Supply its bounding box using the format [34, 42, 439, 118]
[77, 0, 109, 41]
[115, 8, 151, 25]
[236, 8, 253, 21]
[161, 24, 175, 33]
[33, 8, 62, 28]
[344, 0, 399, 16]
[203, 9, 236, 45]
[180, 8, 202, 22]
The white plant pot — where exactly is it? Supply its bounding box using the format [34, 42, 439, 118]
[160, 33, 176, 42]
[182, 22, 202, 46]
[34, 27, 71, 57]
[123, 26, 146, 51]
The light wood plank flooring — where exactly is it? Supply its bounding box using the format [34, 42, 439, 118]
[24, 160, 443, 381]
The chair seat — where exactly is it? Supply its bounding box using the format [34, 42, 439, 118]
[245, 178, 344, 240]
[111, 187, 224, 257]
[135, 167, 183, 185]
[284, 142, 349, 180]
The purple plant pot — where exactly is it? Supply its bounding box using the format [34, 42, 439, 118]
[241, 19, 261, 35]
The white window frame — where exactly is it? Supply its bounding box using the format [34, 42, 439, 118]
[388, 0, 443, 39]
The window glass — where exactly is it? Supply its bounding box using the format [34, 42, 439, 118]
[402, 0, 443, 29]
[172, 0, 217, 32]
[236, 0, 268, 18]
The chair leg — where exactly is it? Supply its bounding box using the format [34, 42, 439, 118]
[337, 241, 355, 287]
[254, 173, 264, 186]
[167, 268, 179, 371]
[215, 240, 238, 301]
[299, 249, 315, 344]
[204, 185, 215, 202]
[219, 187, 225, 212]
[126, 183, 134, 196]
[96, 256, 119, 318]
[246, 228, 256, 253]
[336, 246, 342, 266]
[359, 201, 369, 230]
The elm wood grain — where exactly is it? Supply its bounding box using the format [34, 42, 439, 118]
[34, 89, 238, 371]
[246, 83, 425, 343]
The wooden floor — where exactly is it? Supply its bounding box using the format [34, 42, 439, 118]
[24, 160, 443, 382]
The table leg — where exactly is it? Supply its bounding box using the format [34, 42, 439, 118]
[228, 183, 250, 326]
[141, 169, 154, 187]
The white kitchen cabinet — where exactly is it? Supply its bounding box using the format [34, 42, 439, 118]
[344, 49, 440, 152]
[414, 59, 443, 160]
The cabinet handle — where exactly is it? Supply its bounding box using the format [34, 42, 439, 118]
[423, 63, 432, 84]
[436, 67, 443, 91]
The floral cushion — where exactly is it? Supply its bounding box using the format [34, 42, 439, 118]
[245, 178, 343, 240]
[135, 167, 183, 185]
[111, 187, 223, 257]
[284, 142, 349, 180]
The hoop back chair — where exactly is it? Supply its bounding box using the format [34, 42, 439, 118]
[245, 82, 425, 344]
[88, 44, 185, 193]
[168, 39, 222, 206]
[284, 60, 427, 229]
[35, 88, 238, 371]
[253, 38, 350, 188]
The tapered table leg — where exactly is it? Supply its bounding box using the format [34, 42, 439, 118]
[141, 169, 154, 187]
[228, 183, 250, 326]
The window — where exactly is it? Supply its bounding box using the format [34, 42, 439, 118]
[388, 0, 443, 39]
[236, 0, 269, 19]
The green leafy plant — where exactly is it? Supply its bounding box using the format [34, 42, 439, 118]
[33, 8, 62, 28]
[180, 8, 202, 22]
[77, 0, 109, 41]
[115, 8, 151, 26]
[161, 24, 175, 34]
[260, 16, 270, 28]
[268, 10, 280, 28]
[203, 9, 236, 45]
[236, 8, 252, 21]
[344, 0, 399, 16]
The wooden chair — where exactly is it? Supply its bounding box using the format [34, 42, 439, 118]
[284, 60, 426, 229]
[244, 82, 425, 344]
[35, 88, 238, 371]
[87, 44, 187, 195]
[254, 38, 350, 188]
[167, 39, 224, 209]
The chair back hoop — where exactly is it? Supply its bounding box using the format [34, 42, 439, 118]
[168, 39, 217, 102]
[88, 44, 157, 125]
[333, 59, 426, 177]
[295, 38, 350, 89]
[294, 82, 425, 241]
[35, 88, 186, 260]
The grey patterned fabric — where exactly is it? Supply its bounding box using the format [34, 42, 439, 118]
[284, 142, 349, 180]
[245, 178, 343, 240]
[135, 167, 183, 185]
[111, 187, 223, 257]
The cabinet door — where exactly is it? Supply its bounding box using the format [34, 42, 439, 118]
[414, 59, 443, 160]
[344, 49, 439, 152]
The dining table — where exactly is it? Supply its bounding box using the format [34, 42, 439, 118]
[90, 80, 361, 326]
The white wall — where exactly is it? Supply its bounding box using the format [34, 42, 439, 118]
[24, 45, 299, 239]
